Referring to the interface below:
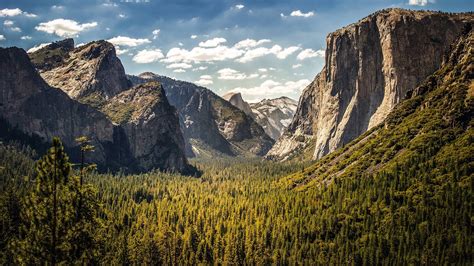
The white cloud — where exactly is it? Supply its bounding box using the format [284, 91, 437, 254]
[290, 10, 315, 18]
[10, 26, 22, 32]
[152, 28, 160, 39]
[231, 79, 310, 99]
[27, 43, 50, 53]
[258, 68, 268, 72]
[0, 8, 23, 17]
[3, 20, 14, 26]
[173, 69, 186, 73]
[132, 49, 164, 63]
[235, 4, 245, 9]
[408, 0, 435, 6]
[108, 36, 151, 47]
[190, 35, 197, 39]
[163, 45, 243, 64]
[276, 46, 300, 59]
[218, 68, 258, 80]
[0, 8, 36, 17]
[292, 64, 302, 69]
[118, 13, 126, 18]
[297, 49, 325, 60]
[199, 37, 227, 48]
[36, 19, 97, 37]
[195, 75, 213, 86]
[237, 45, 281, 63]
[192, 66, 208, 71]
[52, 5, 64, 10]
[115, 46, 129, 55]
[21, 35, 32, 40]
[0, 35, 5, 41]
[167, 62, 193, 69]
[233, 38, 271, 49]
[237, 45, 299, 63]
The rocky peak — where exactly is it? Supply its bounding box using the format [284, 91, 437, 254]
[29, 38, 74, 71]
[29, 39, 131, 106]
[222, 92, 253, 116]
[138, 72, 160, 80]
[101, 81, 168, 125]
[268, 9, 473, 161]
[129, 73, 274, 158]
[250, 97, 298, 140]
[101, 80, 190, 172]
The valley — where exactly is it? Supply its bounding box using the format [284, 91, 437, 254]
[0, 5, 472, 265]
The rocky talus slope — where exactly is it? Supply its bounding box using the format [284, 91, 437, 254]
[129, 73, 274, 158]
[268, 8, 473, 160]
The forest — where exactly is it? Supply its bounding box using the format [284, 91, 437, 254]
[0, 133, 471, 265]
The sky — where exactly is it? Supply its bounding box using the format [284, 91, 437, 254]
[0, 1, 472, 102]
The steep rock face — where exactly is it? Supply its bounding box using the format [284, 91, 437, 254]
[1, 45, 191, 174]
[29, 39, 131, 106]
[129, 73, 274, 158]
[0, 47, 133, 169]
[281, 27, 474, 190]
[222, 92, 254, 116]
[250, 97, 298, 140]
[101, 81, 189, 172]
[268, 8, 473, 160]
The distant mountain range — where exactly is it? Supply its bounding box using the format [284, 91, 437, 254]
[222, 92, 298, 140]
[128, 73, 274, 158]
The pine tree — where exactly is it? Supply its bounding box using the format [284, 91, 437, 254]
[14, 137, 104, 264]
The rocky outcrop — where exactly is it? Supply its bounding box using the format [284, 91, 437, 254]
[101, 81, 189, 172]
[129, 73, 274, 158]
[249, 97, 298, 140]
[29, 39, 131, 106]
[222, 92, 254, 117]
[0, 45, 192, 174]
[0, 46, 130, 170]
[267, 8, 474, 160]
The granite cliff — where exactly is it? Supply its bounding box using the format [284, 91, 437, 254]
[29, 39, 131, 107]
[249, 97, 298, 140]
[268, 8, 473, 160]
[222, 92, 254, 117]
[0, 41, 191, 173]
[129, 73, 274, 158]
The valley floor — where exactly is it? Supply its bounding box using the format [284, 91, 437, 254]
[1, 144, 471, 264]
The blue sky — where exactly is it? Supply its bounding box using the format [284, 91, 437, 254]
[0, 0, 472, 101]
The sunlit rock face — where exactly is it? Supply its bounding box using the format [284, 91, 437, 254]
[267, 9, 473, 161]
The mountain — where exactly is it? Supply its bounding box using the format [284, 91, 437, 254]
[282, 25, 473, 189]
[249, 97, 298, 140]
[0, 41, 192, 174]
[29, 38, 131, 107]
[268, 9, 473, 161]
[222, 92, 254, 116]
[100, 81, 189, 172]
[128, 73, 274, 158]
[0, 46, 128, 170]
